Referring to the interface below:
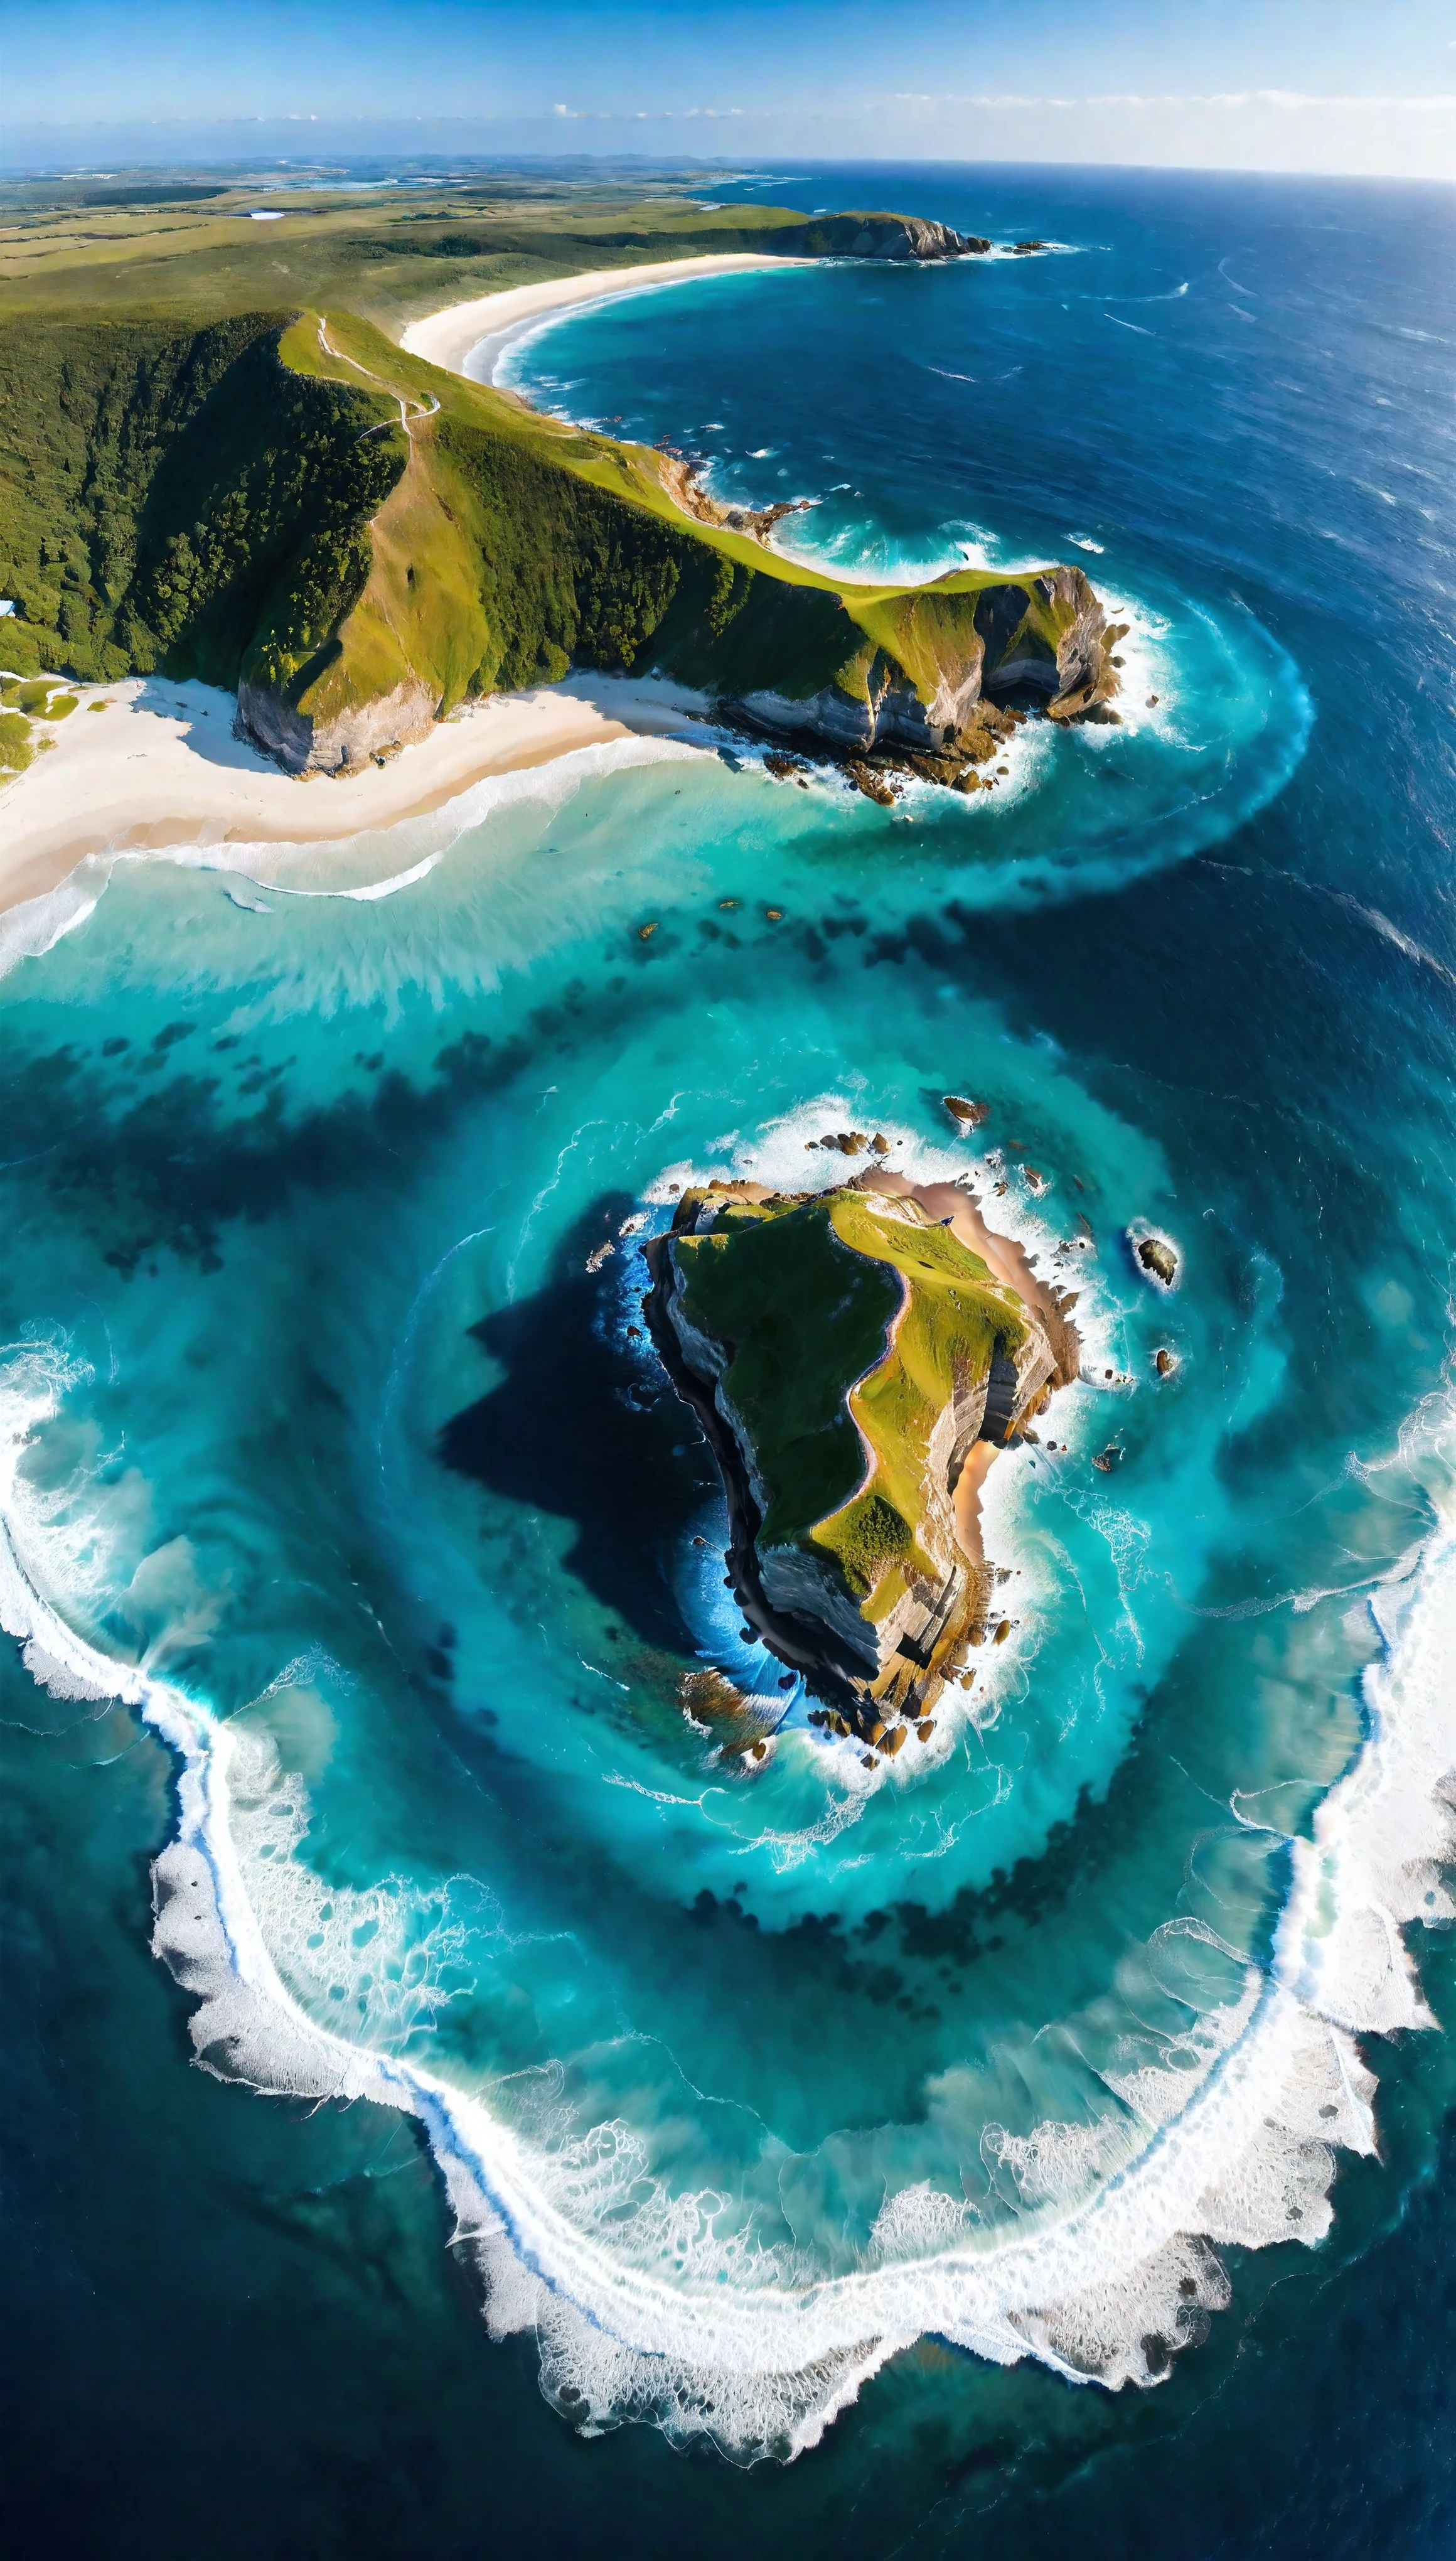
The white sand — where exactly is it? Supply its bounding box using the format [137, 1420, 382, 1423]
[0, 255, 801, 920]
[399, 253, 801, 384]
[0, 671, 710, 918]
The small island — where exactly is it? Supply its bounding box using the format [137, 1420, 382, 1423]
[645, 1174, 1079, 1754]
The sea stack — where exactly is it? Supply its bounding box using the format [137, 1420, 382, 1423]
[644, 1180, 1075, 1737]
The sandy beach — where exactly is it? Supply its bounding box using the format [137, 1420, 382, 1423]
[0, 252, 803, 921]
[399, 252, 801, 383]
[0, 670, 710, 920]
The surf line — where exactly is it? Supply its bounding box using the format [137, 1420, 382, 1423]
[5, 1326, 1455, 2457]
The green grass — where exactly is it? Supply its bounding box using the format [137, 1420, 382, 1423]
[273, 307, 1086, 738]
[0, 181, 967, 334]
[671, 1187, 1028, 1609]
[0, 186, 1098, 741]
[0, 707, 32, 771]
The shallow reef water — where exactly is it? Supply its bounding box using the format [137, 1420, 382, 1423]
[4, 162, 1456, 2558]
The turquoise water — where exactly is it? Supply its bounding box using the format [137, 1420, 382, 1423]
[4, 164, 1456, 2550]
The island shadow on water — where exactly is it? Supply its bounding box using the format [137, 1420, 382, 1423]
[438, 1194, 718, 1656]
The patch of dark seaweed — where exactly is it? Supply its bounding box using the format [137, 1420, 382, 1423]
[0, 994, 628, 1278]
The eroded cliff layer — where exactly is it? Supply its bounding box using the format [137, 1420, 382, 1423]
[0, 262, 1119, 776]
[644, 1180, 1075, 1750]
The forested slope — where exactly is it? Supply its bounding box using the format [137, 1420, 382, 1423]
[0, 239, 1115, 773]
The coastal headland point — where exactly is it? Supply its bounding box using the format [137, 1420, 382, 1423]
[0, 173, 1121, 860]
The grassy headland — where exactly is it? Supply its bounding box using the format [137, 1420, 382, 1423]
[648, 1178, 1073, 1739]
[667, 1184, 1030, 1611]
[0, 174, 966, 330]
[0, 172, 1117, 769]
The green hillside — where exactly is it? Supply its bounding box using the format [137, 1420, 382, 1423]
[0, 297, 1104, 753]
[0, 311, 402, 685]
[669, 1186, 1030, 1618]
[0, 177, 1113, 754]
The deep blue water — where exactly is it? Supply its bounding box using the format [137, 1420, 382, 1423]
[3, 163, 1456, 2557]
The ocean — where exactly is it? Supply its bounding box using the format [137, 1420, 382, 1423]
[3, 161, 1456, 2558]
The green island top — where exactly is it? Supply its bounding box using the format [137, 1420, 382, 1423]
[646, 1181, 1074, 1746]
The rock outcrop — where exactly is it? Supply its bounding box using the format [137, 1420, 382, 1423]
[238, 671, 436, 775]
[644, 1180, 1072, 1742]
[730, 567, 1120, 768]
[844, 215, 987, 261]
[1133, 1232, 1179, 1288]
[654, 450, 811, 546]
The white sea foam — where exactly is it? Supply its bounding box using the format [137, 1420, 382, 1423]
[0, 731, 705, 990]
[2, 1329, 1452, 2463]
[0, 862, 109, 974]
[646, 1091, 1129, 1749]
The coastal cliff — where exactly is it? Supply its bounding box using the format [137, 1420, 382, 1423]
[527, 209, 990, 265]
[721, 566, 1118, 756]
[644, 1180, 1074, 1752]
[0, 232, 1118, 776]
[834, 213, 985, 260]
[231, 310, 1120, 778]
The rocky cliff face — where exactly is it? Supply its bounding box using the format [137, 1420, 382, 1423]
[734, 567, 1120, 760]
[844, 215, 985, 261]
[734, 660, 960, 754]
[237, 671, 437, 775]
[644, 1181, 1070, 1753]
[1027, 568, 1123, 717]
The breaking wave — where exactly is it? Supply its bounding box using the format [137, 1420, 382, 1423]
[3, 1332, 1451, 2463]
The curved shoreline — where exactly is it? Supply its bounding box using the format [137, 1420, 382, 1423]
[4, 1337, 1450, 2459]
[399, 251, 806, 384]
[0, 259, 808, 919]
[0, 667, 712, 924]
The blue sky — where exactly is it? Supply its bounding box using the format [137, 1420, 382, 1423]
[3, 0, 1453, 178]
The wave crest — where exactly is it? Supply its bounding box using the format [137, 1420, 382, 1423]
[1, 1342, 1452, 2463]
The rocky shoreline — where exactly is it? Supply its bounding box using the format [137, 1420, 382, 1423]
[644, 1175, 1079, 1761]
[732, 644, 1127, 805]
[750, 700, 1030, 804]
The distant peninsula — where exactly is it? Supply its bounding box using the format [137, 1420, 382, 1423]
[645, 1173, 1079, 1755]
[0, 190, 1119, 795]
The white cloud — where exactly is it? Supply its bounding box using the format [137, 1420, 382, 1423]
[552, 101, 744, 121]
[893, 89, 1456, 114]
